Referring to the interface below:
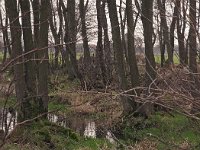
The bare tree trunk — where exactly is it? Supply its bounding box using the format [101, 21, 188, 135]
[19, 0, 36, 95]
[32, 0, 40, 49]
[38, 0, 50, 115]
[67, 0, 81, 80]
[141, 0, 156, 87]
[126, 0, 140, 87]
[0, 9, 11, 63]
[157, 0, 173, 64]
[5, 0, 27, 121]
[49, 0, 62, 68]
[188, 0, 197, 72]
[170, 1, 178, 56]
[119, 0, 128, 65]
[96, 0, 107, 85]
[108, 0, 134, 114]
[79, 0, 91, 65]
[177, 0, 187, 64]
[101, 0, 112, 83]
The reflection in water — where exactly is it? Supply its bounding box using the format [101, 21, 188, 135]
[48, 114, 115, 143]
[0, 108, 17, 133]
[84, 121, 96, 138]
[0, 110, 115, 143]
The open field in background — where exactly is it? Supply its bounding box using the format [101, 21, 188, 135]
[154, 54, 180, 64]
[0, 52, 3, 63]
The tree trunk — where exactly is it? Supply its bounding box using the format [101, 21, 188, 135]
[79, 0, 91, 65]
[96, 0, 107, 85]
[170, 1, 178, 56]
[188, 0, 197, 72]
[108, 0, 134, 114]
[157, 0, 173, 64]
[126, 0, 140, 87]
[141, 0, 156, 86]
[19, 0, 36, 95]
[5, 0, 27, 121]
[67, 0, 81, 80]
[101, 0, 112, 83]
[177, 0, 187, 64]
[38, 0, 50, 115]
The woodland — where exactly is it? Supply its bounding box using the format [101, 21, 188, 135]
[0, 0, 200, 149]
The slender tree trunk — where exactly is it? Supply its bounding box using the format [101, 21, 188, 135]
[32, 0, 40, 48]
[19, 0, 36, 95]
[101, 0, 112, 83]
[188, 0, 197, 72]
[108, 0, 134, 114]
[5, 0, 27, 121]
[157, 0, 173, 64]
[141, 0, 156, 86]
[96, 0, 107, 85]
[119, 0, 128, 65]
[0, 10, 7, 63]
[49, 0, 61, 68]
[126, 0, 140, 87]
[170, 1, 178, 56]
[177, 0, 187, 64]
[67, 0, 81, 80]
[60, 0, 73, 75]
[79, 0, 91, 65]
[38, 0, 50, 115]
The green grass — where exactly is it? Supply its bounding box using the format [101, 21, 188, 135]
[121, 113, 200, 149]
[0, 51, 3, 63]
[155, 55, 180, 64]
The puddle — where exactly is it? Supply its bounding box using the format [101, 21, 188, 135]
[0, 108, 17, 133]
[48, 113, 115, 143]
[0, 109, 115, 143]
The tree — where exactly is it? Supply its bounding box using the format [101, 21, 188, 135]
[96, 0, 107, 85]
[157, 0, 173, 64]
[5, 0, 27, 121]
[126, 0, 140, 87]
[38, 0, 50, 115]
[101, 0, 112, 83]
[107, 0, 133, 114]
[188, 0, 197, 72]
[141, 0, 156, 86]
[49, 0, 63, 68]
[177, 0, 187, 64]
[0, 9, 11, 63]
[19, 0, 36, 96]
[79, 0, 91, 65]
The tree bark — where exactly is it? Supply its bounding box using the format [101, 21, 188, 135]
[79, 0, 91, 65]
[188, 0, 197, 72]
[96, 0, 107, 85]
[108, 0, 134, 114]
[38, 0, 50, 115]
[5, 0, 27, 121]
[126, 0, 140, 87]
[101, 0, 112, 83]
[19, 0, 36, 95]
[141, 0, 156, 86]
[157, 0, 173, 64]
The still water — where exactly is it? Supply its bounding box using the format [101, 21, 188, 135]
[0, 109, 115, 143]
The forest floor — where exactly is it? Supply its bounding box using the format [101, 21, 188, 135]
[1, 68, 200, 149]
